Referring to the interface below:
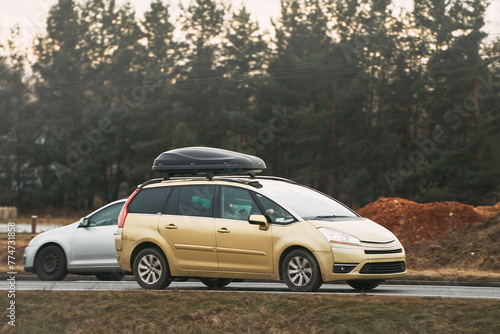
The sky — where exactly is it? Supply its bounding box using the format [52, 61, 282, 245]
[1, 0, 499, 48]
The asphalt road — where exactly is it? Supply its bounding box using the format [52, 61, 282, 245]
[2, 278, 500, 299]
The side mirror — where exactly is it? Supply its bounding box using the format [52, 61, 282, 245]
[79, 217, 90, 227]
[248, 214, 269, 231]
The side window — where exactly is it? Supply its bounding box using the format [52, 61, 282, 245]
[177, 185, 215, 217]
[128, 187, 171, 214]
[163, 187, 179, 215]
[220, 186, 262, 221]
[88, 202, 124, 227]
[255, 193, 296, 224]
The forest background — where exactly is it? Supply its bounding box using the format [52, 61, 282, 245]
[1, 0, 500, 211]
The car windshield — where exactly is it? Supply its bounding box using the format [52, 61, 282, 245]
[258, 180, 358, 220]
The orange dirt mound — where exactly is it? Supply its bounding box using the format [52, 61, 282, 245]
[474, 202, 500, 219]
[357, 197, 485, 247]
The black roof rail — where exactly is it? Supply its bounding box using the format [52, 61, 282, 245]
[253, 175, 297, 184]
[138, 178, 164, 189]
[212, 176, 264, 189]
[213, 174, 296, 184]
[137, 174, 296, 189]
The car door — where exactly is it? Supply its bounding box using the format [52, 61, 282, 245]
[69, 201, 124, 269]
[158, 185, 218, 271]
[215, 186, 274, 273]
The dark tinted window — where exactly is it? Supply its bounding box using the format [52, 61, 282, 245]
[255, 193, 296, 224]
[221, 186, 261, 221]
[177, 185, 215, 217]
[163, 187, 179, 215]
[128, 187, 171, 214]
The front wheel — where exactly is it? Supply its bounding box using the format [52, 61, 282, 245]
[34, 245, 68, 281]
[282, 250, 322, 292]
[347, 280, 383, 291]
[199, 278, 232, 289]
[133, 248, 171, 289]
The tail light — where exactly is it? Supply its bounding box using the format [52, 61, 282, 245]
[118, 188, 141, 228]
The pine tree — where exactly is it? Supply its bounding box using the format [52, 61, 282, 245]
[264, 1, 339, 194]
[412, 0, 493, 204]
[220, 5, 267, 151]
[172, 0, 226, 146]
[0, 29, 37, 208]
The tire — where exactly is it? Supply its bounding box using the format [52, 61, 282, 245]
[199, 277, 232, 289]
[133, 248, 171, 289]
[95, 271, 126, 281]
[34, 245, 68, 281]
[347, 280, 383, 291]
[282, 249, 322, 292]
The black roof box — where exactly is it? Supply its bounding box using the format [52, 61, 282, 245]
[152, 147, 266, 178]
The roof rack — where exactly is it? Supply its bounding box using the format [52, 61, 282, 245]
[138, 178, 164, 189]
[247, 175, 297, 184]
[137, 173, 299, 190]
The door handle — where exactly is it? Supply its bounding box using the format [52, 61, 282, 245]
[217, 228, 230, 233]
[165, 224, 178, 229]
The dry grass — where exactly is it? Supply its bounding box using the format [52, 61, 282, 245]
[1, 291, 499, 334]
[406, 215, 500, 273]
[0, 235, 30, 273]
[405, 269, 500, 282]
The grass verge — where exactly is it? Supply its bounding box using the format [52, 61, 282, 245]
[1, 291, 499, 333]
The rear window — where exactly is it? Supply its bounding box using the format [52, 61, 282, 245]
[128, 187, 171, 214]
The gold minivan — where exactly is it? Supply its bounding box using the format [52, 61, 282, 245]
[115, 147, 405, 292]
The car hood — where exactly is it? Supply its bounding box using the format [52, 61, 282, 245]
[308, 217, 397, 243]
[28, 221, 80, 246]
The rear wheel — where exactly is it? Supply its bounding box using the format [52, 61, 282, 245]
[34, 245, 68, 281]
[134, 248, 171, 289]
[282, 249, 322, 292]
[199, 278, 232, 289]
[347, 280, 383, 291]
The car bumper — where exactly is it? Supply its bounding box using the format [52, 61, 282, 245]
[323, 245, 406, 282]
[23, 244, 40, 273]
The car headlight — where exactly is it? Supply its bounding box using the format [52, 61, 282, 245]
[318, 227, 361, 246]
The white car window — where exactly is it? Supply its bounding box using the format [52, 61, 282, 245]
[258, 180, 358, 220]
[88, 203, 124, 227]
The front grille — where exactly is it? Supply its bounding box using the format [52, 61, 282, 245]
[359, 261, 405, 274]
[364, 248, 403, 255]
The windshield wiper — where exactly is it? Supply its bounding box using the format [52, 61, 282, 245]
[308, 215, 337, 220]
[308, 215, 354, 220]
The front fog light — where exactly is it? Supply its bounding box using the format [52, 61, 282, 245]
[318, 227, 361, 246]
